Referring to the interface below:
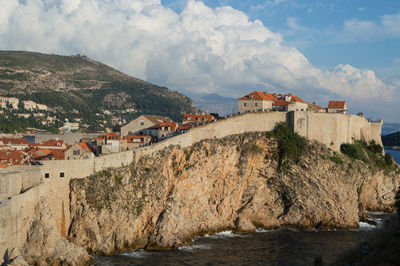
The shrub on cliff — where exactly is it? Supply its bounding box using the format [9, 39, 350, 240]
[341, 140, 395, 172]
[269, 122, 308, 166]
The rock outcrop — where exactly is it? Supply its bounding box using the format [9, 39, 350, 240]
[18, 198, 93, 265]
[67, 132, 400, 255]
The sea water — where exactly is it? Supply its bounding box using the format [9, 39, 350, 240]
[96, 212, 394, 265]
[388, 149, 400, 164]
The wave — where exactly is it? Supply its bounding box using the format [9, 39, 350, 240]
[120, 249, 150, 258]
[356, 222, 377, 231]
[178, 244, 212, 251]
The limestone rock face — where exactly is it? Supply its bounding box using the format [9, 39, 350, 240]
[21, 198, 93, 266]
[68, 133, 400, 255]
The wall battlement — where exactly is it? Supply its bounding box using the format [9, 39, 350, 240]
[0, 111, 383, 261]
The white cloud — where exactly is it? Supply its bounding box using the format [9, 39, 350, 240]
[358, 7, 365, 12]
[0, 0, 398, 119]
[286, 16, 301, 30]
[342, 12, 400, 41]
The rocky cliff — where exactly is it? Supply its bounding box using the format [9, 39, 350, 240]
[6, 198, 92, 266]
[66, 131, 400, 256]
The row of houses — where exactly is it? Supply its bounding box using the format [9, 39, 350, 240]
[120, 114, 216, 137]
[0, 113, 217, 167]
[0, 91, 348, 168]
[238, 91, 347, 114]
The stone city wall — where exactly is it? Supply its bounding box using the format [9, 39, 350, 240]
[290, 112, 383, 152]
[0, 111, 383, 262]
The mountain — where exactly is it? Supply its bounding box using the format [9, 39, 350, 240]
[382, 122, 400, 136]
[192, 93, 237, 116]
[0, 51, 197, 132]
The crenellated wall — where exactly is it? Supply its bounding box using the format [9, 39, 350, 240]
[0, 111, 383, 262]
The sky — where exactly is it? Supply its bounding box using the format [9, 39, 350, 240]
[0, 0, 400, 122]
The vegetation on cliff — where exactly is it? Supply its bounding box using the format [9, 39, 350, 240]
[340, 140, 396, 173]
[0, 51, 197, 132]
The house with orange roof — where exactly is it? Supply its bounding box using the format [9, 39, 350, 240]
[0, 137, 29, 150]
[328, 101, 348, 114]
[96, 132, 128, 154]
[272, 99, 294, 111]
[26, 146, 67, 161]
[120, 115, 172, 136]
[32, 139, 68, 150]
[239, 91, 325, 113]
[65, 142, 95, 160]
[309, 102, 326, 113]
[177, 124, 192, 134]
[182, 114, 215, 125]
[141, 121, 179, 140]
[271, 93, 310, 111]
[125, 135, 151, 149]
[0, 150, 29, 166]
[238, 91, 278, 113]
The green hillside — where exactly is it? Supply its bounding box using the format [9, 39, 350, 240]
[0, 51, 196, 132]
[382, 131, 400, 147]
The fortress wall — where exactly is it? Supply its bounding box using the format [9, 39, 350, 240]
[0, 166, 42, 200]
[94, 149, 135, 172]
[0, 185, 42, 261]
[133, 112, 287, 160]
[35, 133, 101, 145]
[293, 112, 383, 152]
[0, 111, 384, 259]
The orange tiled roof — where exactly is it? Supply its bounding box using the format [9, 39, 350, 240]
[328, 101, 346, 109]
[0, 162, 9, 168]
[29, 148, 66, 160]
[77, 142, 94, 153]
[309, 103, 325, 109]
[39, 139, 65, 147]
[239, 91, 278, 101]
[178, 125, 191, 130]
[101, 132, 122, 140]
[183, 114, 215, 123]
[159, 122, 178, 131]
[273, 100, 294, 106]
[125, 135, 150, 143]
[0, 150, 27, 165]
[290, 95, 307, 103]
[0, 138, 28, 145]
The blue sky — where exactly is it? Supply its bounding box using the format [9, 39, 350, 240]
[1, 0, 400, 122]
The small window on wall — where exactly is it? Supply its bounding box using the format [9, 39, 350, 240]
[60, 172, 65, 178]
[255, 103, 258, 107]
[244, 103, 247, 107]
[45, 173, 49, 178]
[140, 121, 145, 126]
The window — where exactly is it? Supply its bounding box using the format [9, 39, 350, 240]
[168, 127, 171, 130]
[255, 103, 258, 107]
[187, 117, 191, 120]
[45, 173, 49, 178]
[73, 150, 80, 155]
[244, 103, 247, 107]
[140, 121, 145, 126]
[60, 172, 65, 178]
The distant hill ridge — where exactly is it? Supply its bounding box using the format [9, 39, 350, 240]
[0, 51, 196, 132]
[382, 130, 400, 148]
